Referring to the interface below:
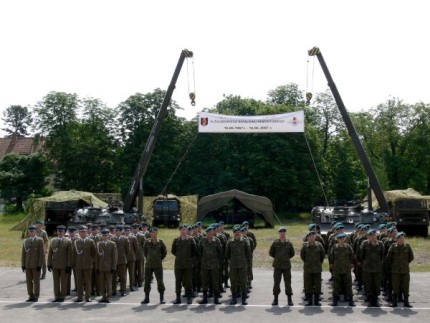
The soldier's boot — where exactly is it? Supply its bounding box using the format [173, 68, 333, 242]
[386, 289, 393, 302]
[287, 294, 294, 306]
[241, 294, 248, 306]
[373, 296, 379, 307]
[173, 293, 181, 304]
[248, 281, 252, 290]
[230, 296, 237, 305]
[403, 296, 412, 308]
[390, 295, 398, 308]
[159, 292, 166, 304]
[271, 294, 278, 306]
[198, 292, 208, 305]
[141, 293, 150, 304]
[305, 294, 313, 306]
[187, 294, 192, 305]
[331, 295, 338, 306]
[398, 293, 404, 302]
[348, 295, 355, 307]
[313, 294, 321, 306]
[214, 293, 221, 305]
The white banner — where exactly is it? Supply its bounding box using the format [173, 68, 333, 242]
[198, 110, 304, 133]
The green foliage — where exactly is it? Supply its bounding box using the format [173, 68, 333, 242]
[1, 105, 33, 136]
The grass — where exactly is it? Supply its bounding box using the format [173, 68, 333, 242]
[1, 213, 430, 271]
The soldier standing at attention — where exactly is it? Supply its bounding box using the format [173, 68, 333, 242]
[142, 227, 167, 304]
[96, 229, 118, 303]
[21, 225, 44, 302]
[300, 231, 325, 306]
[111, 226, 130, 297]
[124, 226, 138, 291]
[218, 221, 230, 289]
[242, 221, 256, 289]
[269, 227, 295, 306]
[47, 225, 72, 302]
[67, 227, 78, 295]
[329, 233, 355, 306]
[132, 224, 145, 287]
[88, 224, 101, 297]
[386, 232, 414, 308]
[35, 220, 49, 280]
[226, 225, 251, 305]
[171, 224, 197, 304]
[382, 226, 398, 302]
[361, 229, 384, 307]
[74, 225, 96, 302]
[198, 226, 223, 305]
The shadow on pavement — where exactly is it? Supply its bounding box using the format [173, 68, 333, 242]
[330, 306, 354, 316]
[162, 304, 189, 313]
[298, 306, 324, 316]
[361, 307, 388, 316]
[265, 306, 292, 315]
[390, 308, 418, 317]
[3, 302, 33, 310]
[190, 304, 217, 313]
[131, 304, 159, 312]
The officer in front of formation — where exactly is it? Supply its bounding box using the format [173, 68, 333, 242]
[21, 225, 44, 302]
[47, 225, 72, 302]
[269, 226, 295, 306]
[142, 227, 167, 304]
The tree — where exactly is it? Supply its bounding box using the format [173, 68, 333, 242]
[0, 153, 50, 210]
[1, 105, 32, 136]
[266, 83, 305, 107]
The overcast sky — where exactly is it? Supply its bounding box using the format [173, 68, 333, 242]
[1, 0, 429, 136]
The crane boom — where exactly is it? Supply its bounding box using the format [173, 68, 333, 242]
[308, 47, 389, 212]
[123, 49, 193, 212]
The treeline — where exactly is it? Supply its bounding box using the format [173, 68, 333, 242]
[2, 83, 430, 212]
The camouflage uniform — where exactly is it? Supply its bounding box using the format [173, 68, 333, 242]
[269, 238, 295, 299]
[143, 239, 167, 295]
[171, 236, 197, 300]
[361, 239, 384, 305]
[198, 236, 223, 298]
[300, 240, 325, 300]
[329, 242, 354, 304]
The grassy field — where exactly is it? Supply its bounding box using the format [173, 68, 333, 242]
[1, 213, 429, 271]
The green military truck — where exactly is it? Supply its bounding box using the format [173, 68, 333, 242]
[152, 196, 181, 228]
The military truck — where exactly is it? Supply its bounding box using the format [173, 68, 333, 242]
[151, 196, 181, 227]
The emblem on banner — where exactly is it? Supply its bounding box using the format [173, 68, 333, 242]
[200, 117, 208, 126]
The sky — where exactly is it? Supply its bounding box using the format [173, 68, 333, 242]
[1, 0, 429, 136]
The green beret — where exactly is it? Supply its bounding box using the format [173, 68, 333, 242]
[179, 224, 187, 230]
[242, 221, 249, 225]
[378, 223, 387, 230]
[205, 226, 214, 233]
[306, 231, 316, 238]
[233, 226, 241, 233]
[396, 231, 405, 239]
[336, 233, 346, 239]
[195, 221, 202, 227]
[331, 221, 338, 226]
[367, 229, 377, 235]
[354, 223, 362, 228]
[218, 221, 224, 225]
[335, 224, 345, 230]
[387, 227, 397, 233]
[149, 227, 158, 232]
[308, 224, 316, 230]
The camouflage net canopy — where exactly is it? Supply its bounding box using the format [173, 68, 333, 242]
[12, 190, 108, 232]
[142, 194, 198, 225]
[370, 188, 430, 209]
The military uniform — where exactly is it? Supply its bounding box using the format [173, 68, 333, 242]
[96, 233, 118, 302]
[74, 233, 96, 301]
[125, 229, 138, 291]
[47, 229, 72, 301]
[88, 229, 101, 296]
[36, 225, 49, 279]
[269, 232, 295, 305]
[133, 226, 146, 287]
[67, 228, 78, 295]
[142, 232, 167, 303]
[386, 233, 414, 307]
[300, 233, 325, 305]
[21, 226, 44, 302]
[111, 230, 130, 296]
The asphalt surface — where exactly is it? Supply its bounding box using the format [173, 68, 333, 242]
[1, 267, 429, 323]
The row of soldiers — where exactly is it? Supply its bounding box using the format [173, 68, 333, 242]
[21, 220, 258, 306]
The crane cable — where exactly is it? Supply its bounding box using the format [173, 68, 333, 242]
[187, 56, 196, 106]
[305, 55, 315, 106]
[160, 131, 199, 195]
[303, 132, 329, 207]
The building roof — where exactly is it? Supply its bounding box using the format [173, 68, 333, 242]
[0, 133, 45, 159]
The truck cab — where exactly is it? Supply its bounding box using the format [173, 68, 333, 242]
[152, 197, 181, 227]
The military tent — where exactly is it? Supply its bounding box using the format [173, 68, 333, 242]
[370, 188, 430, 209]
[197, 189, 275, 227]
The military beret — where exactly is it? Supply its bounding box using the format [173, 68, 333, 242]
[205, 226, 214, 233]
[79, 225, 88, 231]
[187, 225, 193, 230]
[101, 229, 109, 235]
[233, 226, 241, 233]
[240, 226, 247, 232]
[149, 227, 158, 233]
[195, 221, 202, 227]
[56, 225, 67, 231]
[378, 223, 387, 230]
[35, 220, 44, 225]
[336, 233, 347, 239]
[69, 227, 77, 232]
[91, 225, 98, 230]
[387, 227, 397, 233]
[123, 225, 131, 230]
[363, 224, 371, 230]
[308, 224, 316, 230]
[218, 221, 224, 225]
[367, 229, 377, 235]
[114, 226, 123, 231]
[131, 224, 139, 228]
[335, 224, 345, 230]
[179, 224, 187, 230]
[278, 227, 287, 233]
[331, 221, 338, 226]
[396, 231, 405, 239]
[141, 222, 149, 227]
[212, 223, 219, 229]
[242, 221, 249, 225]
[306, 231, 316, 238]
[387, 222, 397, 228]
[28, 225, 36, 231]
[354, 223, 362, 228]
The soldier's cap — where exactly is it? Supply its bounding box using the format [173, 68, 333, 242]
[315, 224, 320, 230]
[354, 223, 362, 228]
[91, 225, 98, 230]
[69, 227, 77, 232]
[378, 223, 387, 230]
[79, 225, 88, 231]
[131, 224, 140, 228]
[278, 227, 287, 233]
[123, 225, 131, 230]
[362, 224, 371, 230]
[187, 225, 193, 230]
[149, 227, 158, 233]
[331, 221, 338, 226]
[108, 225, 115, 230]
[141, 222, 149, 227]
[114, 226, 123, 231]
[387, 222, 397, 228]
[308, 223, 316, 230]
[205, 226, 214, 233]
[101, 229, 109, 235]
[195, 221, 202, 227]
[35, 220, 44, 225]
[179, 224, 188, 230]
[212, 223, 219, 229]
[396, 231, 405, 239]
[335, 224, 345, 230]
[306, 231, 316, 238]
[367, 229, 377, 235]
[28, 225, 36, 231]
[240, 226, 247, 232]
[56, 225, 67, 231]
[233, 226, 241, 233]
[242, 221, 249, 225]
[218, 221, 224, 225]
[387, 226, 397, 233]
[336, 233, 347, 239]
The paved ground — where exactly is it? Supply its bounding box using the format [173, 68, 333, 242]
[1, 268, 429, 323]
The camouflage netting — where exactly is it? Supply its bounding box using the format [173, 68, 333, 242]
[370, 188, 430, 209]
[12, 190, 108, 234]
[142, 194, 198, 225]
